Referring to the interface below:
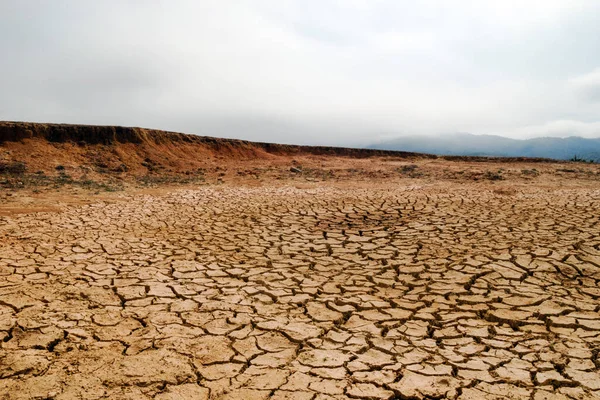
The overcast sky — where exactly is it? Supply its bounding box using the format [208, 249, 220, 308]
[2, 1, 600, 145]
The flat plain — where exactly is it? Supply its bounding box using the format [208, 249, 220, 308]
[1, 126, 600, 399]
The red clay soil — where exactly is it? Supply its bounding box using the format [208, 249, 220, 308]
[0, 121, 555, 171]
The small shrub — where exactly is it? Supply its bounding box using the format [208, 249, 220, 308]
[79, 179, 96, 187]
[98, 183, 123, 192]
[570, 155, 595, 163]
[398, 164, 418, 173]
[56, 171, 73, 185]
[0, 161, 26, 175]
[112, 163, 129, 173]
[483, 171, 503, 181]
[521, 169, 538, 176]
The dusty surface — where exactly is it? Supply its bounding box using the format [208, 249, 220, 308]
[1, 177, 600, 400]
[1, 122, 600, 399]
[0, 121, 564, 194]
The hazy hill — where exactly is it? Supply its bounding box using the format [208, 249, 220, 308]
[370, 133, 600, 162]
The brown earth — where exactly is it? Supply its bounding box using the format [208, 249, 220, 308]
[1, 122, 600, 399]
[0, 121, 555, 179]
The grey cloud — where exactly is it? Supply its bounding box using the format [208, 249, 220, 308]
[509, 120, 600, 139]
[2, 1, 600, 144]
[570, 69, 600, 103]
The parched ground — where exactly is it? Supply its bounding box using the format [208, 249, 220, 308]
[1, 178, 600, 399]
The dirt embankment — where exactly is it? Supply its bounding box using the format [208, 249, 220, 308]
[0, 121, 559, 163]
[1, 121, 593, 195]
[0, 121, 441, 182]
[1, 121, 599, 216]
[0, 121, 430, 159]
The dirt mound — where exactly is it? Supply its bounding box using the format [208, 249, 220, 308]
[1, 121, 588, 196]
[1, 122, 562, 172]
[0, 121, 443, 180]
[0, 121, 429, 158]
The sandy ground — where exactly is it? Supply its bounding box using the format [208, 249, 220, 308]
[1, 161, 600, 399]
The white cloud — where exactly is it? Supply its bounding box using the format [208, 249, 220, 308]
[1, 1, 600, 144]
[508, 120, 600, 139]
[569, 68, 600, 102]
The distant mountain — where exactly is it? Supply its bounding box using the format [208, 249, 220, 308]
[369, 133, 600, 162]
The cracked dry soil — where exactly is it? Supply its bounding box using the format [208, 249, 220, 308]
[1, 183, 600, 399]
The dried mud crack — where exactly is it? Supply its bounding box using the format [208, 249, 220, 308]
[1, 183, 600, 399]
